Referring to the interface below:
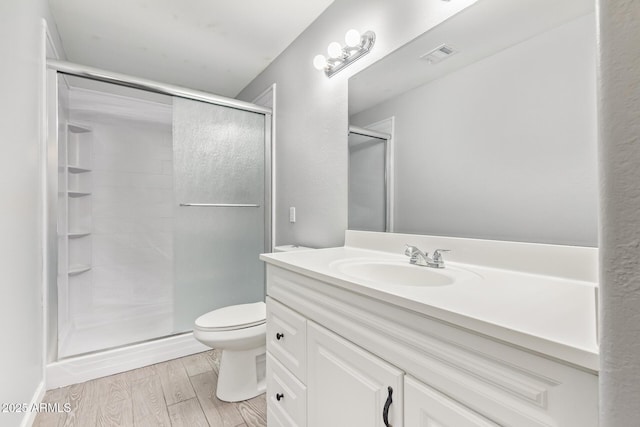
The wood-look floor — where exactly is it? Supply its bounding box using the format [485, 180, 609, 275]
[33, 350, 266, 427]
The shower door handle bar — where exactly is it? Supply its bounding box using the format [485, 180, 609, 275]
[179, 203, 261, 208]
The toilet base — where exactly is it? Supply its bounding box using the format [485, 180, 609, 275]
[216, 345, 266, 402]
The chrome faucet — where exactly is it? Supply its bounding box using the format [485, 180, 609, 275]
[404, 245, 450, 268]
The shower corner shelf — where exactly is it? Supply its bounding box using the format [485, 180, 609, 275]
[68, 231, 91, 238]
[68, 191, 91, 198]
[68, 264, 91, 276]
[67, 123, 92, 134]
[68, 165, 91, 174]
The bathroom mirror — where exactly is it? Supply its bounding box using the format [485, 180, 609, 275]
[348, 0, 598, 247]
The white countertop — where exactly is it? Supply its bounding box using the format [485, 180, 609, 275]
[261, 244, 599, 372]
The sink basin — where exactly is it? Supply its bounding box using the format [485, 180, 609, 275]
[332, 259, 456, 287]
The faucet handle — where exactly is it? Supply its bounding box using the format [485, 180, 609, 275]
[432, 249, 450, 262]
[404, 244, 417, 256]
[404, 244, 426, 265]
[405, 244, 425, 256]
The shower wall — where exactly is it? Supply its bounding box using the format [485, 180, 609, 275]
[90, 119, 173, 319]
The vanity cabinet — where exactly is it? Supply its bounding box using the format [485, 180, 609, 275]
[265, 265, 599, 427]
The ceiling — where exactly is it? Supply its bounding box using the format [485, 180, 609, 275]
[49, 0, 334, 98]
[349, 0, 594, 115]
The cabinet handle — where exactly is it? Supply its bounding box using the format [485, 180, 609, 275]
[276, 393, 284, 401]
[383, 386, 393, 427]
[276, 332, 284, 340]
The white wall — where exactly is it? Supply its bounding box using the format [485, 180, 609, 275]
[0, 1, 59, 426]
[238, 0, 477, 248]
[351, 15, 597, 246]
[598, 1, 640, 425]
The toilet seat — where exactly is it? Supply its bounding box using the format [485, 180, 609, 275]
[195, 301, 266, 332]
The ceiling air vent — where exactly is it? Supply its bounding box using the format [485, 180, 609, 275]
[419, 44, 458, 64]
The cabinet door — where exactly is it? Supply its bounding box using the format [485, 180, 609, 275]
[307, 322, 403, 427]
[405, 376, 499, 427]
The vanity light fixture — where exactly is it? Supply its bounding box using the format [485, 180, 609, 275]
[313, 29, 376, 78]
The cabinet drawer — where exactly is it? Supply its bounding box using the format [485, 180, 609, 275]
[405, 376, 499, 427]
[267, 352, 307, 427]
[267, 296, 307, 382]
[267, 410, 287, 427]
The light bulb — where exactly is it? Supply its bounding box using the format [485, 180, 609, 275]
[327, 42, 343, 59]
[313, 54, 327, 70]
[345, 29, 361, 47]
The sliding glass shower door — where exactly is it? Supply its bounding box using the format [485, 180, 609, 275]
[173, 98, 267, 332]
[53, 72, 270, 358]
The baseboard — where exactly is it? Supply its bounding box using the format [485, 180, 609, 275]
[46, 332, 209, 389]
[19, 380, 45, 427]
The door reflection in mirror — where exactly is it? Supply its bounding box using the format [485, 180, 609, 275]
[348, 125, 391, 232]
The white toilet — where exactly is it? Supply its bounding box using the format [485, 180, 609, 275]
[193, 244, 312, 402]
[194, 302, 267, 402]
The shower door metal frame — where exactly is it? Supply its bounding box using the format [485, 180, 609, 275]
[48, 60, 272, 115]
[46, 60, 273, 362]
[47, 59, 273, 254]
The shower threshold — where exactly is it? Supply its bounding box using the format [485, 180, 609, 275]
[47, 331, 209, 389]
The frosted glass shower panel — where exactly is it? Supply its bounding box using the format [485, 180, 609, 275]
[56, 75, 175, 357]
[173, 98, 266, 332]
[348, 133, 387, 231]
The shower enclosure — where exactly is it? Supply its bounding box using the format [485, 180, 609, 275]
[46, 62, 271, 364]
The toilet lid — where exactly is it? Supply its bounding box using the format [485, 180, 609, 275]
[195, 301, 266, 331]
